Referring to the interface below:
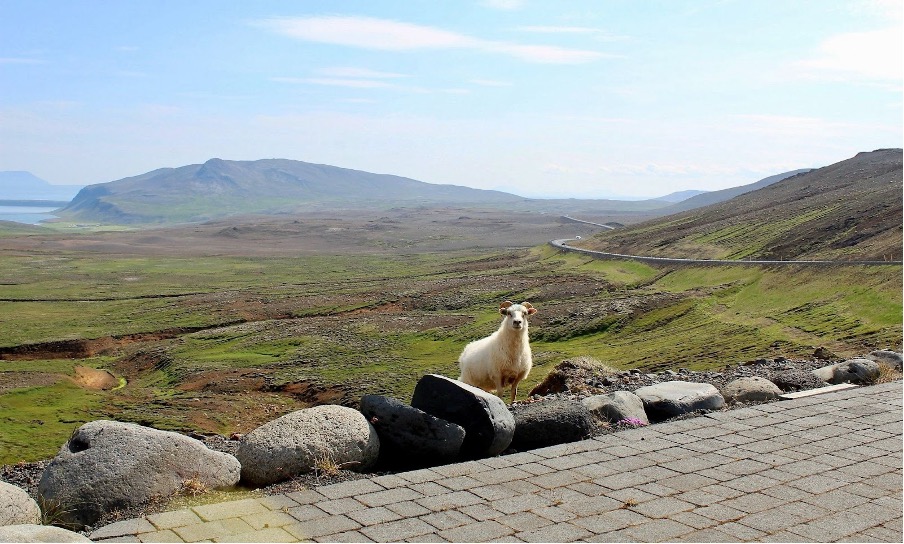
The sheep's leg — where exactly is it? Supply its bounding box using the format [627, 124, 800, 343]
[509, 381, 519, 404]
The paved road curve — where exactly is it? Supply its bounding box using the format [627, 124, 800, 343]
[550, 238, 904, 267]
[91, 381, 902, 543]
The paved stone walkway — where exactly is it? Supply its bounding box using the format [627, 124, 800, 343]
[90, 382, 902, 543]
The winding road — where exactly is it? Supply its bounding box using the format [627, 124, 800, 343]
[552, 216, 903, 267]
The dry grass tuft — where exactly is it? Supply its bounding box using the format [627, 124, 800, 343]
[876, 361, 902, 384]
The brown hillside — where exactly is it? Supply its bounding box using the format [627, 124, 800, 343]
[578, 149, 903, 261]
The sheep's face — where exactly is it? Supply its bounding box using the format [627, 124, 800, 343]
[499, 301, 537, 331]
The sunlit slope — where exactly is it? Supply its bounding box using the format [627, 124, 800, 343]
[579, 149, 903, 261]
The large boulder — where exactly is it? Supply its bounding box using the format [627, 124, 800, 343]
[812, 364, 838, 383]
[0, 481, 41, 526]
[236, 405, 379, 486]
[634, 381, 725, 423]
[359, 395, 465, 469]
[771, 369, 827, 391]
[509, 399, 596, 451]
[38, 420, 240, 530]
[0, 524, 91, 542]
[867, 350, 902, 371]
[582, 391, 649, 425]
[721, 377, 783, 404]
[832, 358, 881, 384]
[411, 374, 515, 459]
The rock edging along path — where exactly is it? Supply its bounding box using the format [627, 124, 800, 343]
[90, 381, 902, 543]
[549, 238, 904, 266]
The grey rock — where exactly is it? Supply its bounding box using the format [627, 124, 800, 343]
[0, 524, 91, 543]
[832, 358, 881, 384]
[771, 369, 827, 392]
[867, 350, 902, 370]
[721, 377, 783, 404]
[236, 405, 379, 486]
[411, 374, 515, 459]
[634, 381, 725, 423]
[510, 399, 596, 451]
[812, 364, 838, 383]
[37, 420, 240, 530]
[582, 391, 649, 425]
[0, 481, 41, 526]
[359, 395, 465, 469]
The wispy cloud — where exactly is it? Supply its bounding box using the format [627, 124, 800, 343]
[793, 26, 902, 85]
[254, 15, 608, 64]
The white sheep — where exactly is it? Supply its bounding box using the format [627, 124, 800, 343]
[458, 300, 537, 404]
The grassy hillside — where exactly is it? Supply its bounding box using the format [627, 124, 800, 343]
[1, 244, 900, 463]
[579, 149, 903, 261]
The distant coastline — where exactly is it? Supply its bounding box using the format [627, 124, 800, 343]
[0, 199, 69, 207]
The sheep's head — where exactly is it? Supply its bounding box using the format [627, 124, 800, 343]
[499, 300, 537, 330]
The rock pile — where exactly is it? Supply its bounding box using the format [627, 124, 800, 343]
[1, 349, 899, 534]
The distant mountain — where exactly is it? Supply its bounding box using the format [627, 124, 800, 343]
[578, 149, 902, 261]
[59, 158, 677, 224]
[655, 190, 708, 203]
[0, 171, 84, 202]
[659, 169, 813, 213]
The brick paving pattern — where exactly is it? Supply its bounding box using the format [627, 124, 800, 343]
[90, 381, 902, 542]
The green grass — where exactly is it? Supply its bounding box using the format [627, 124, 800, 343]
[0, 381, 107, 464]
[1, 244, 900, 463]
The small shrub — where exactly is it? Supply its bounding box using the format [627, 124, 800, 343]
[876, 361, 902, 384]
[179, 477, 209, 497]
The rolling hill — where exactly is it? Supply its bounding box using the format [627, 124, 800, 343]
[576, 149, 903, 262]
[58, 158, 678, 224]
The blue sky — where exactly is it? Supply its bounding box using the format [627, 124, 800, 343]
[1, 0, 901, 198]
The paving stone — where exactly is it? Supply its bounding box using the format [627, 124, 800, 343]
[137, 529, 183, 542]
[318, 479, 385, 500]
[214, 526, 298, 543]
[571, 508, 648, 533]
[285, 515, 361, 539]
[396, 468, 442, 484]
[496, 511, 553, 532]
[409, 481, 452, 497]
[527, 470, 587, 489]
[628, 496, 694, 518]
[285, 489, 327, 505]
[458, 503, 505, 522]
[240, 511, 298, 530]
[91, 518, 158, 539]
[317, 497, 367, 515]
[193, 499, 268, 522]
[385, 500, 432, 518]
[437, 520, 514, 542]
[693, 503, 747, 523]
[419, 510, 475, 531]
[717, 521, 768, 541]
[788, 474, 848, 494]
[415, 490, 484, 512]
[346, 506, 404, 526]
[514, 522, 592, 543]
[173, 518, 255, 542]
[257, 495, 300, 511]
[313, 529, 374, 542]
[671, 527, 741, 542]
[356, 487, 424, 507]
[719, 492, 784, 514]
[287, 504, 330, 522]
[470, 483, 520, 501]
[623, 518, 695, 542]
[491, 493, 554, 515]
[720, 473, 781, 493]
[515, 462, 556, 476]
[530, 505, 577, 523]
[147, 509, 205, 530]
[556, 495, 622, 516]
[658, 472, 720, 492]
[470, 466, 533, 485]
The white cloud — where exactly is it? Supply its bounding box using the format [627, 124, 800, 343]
[793, 26, 902, 84]
[254, 15, 607, 64]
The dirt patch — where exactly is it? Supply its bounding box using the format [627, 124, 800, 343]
[73, 366, 119, 390]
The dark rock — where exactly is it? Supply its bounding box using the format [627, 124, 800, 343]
[813, 346, 838, 360]
[359, 395, 465, 469]
[867, 350, 903, 370]
[412, 374, 515, 459]
[528, 356, 618, 396]
[771, 370, 826, 392]
[509, 399, 596, 451]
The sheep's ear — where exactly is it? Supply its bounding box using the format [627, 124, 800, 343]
[521, 302, 537, 315]
[500, 301, 513, 309]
